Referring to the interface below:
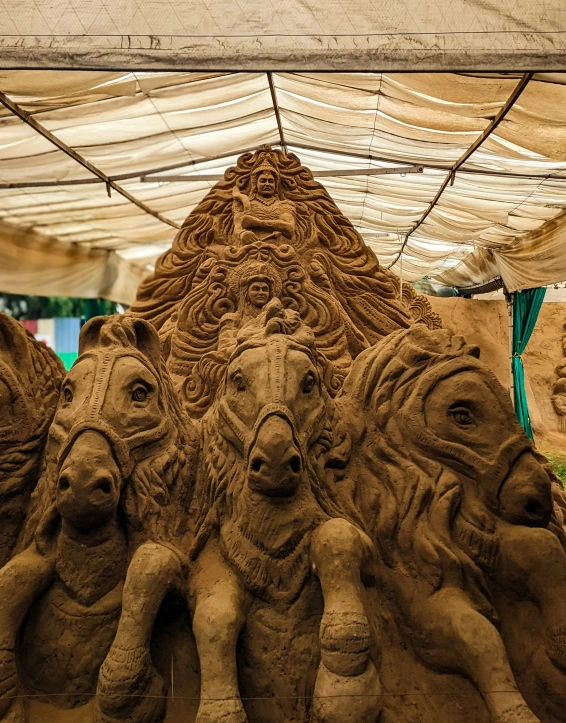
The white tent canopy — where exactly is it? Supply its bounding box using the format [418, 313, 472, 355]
[1, 0, 566, 71]
[1, 4, 566, 303]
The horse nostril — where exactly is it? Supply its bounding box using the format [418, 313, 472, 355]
[58, 475, 71, 492]
[251, 457, 263, 473]
[95, 479, 112, 495]
[288, 455, 301, 474]
[525, 499, 543, 515]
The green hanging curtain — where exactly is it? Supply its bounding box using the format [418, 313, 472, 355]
[512, 287, 546, 440]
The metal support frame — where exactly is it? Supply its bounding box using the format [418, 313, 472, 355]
[386, 72, 533, 270]
[0, 89, 180, 230]
[140, 165, 423, 183]
[267, 73, 287, 154]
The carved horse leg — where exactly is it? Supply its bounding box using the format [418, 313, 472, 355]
[96, 542, 183, 723]
[498, 525, 566, 677]
[190, 539, 249, 723]
[416, 586, 540, 723]
[0, 548, 54, 723]
[310, 518, 381, 723]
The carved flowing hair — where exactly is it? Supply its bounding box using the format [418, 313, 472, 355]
[341, 325, 534, 617]
[190, 303, 364, 556]
[22, 316, 196, 555]
[129, 147, 411, 339]
[0, 314, 64, 504]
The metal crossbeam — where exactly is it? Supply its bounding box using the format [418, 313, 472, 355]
[386, 72, 534, 269]
[0, 89, 181, 230]
[140, 165, 423, 183]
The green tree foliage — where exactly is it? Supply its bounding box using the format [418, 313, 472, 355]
[0, 294, 118, 320]
[549, 456, 566, 488]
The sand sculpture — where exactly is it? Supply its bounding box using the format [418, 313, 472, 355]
[0, 148, 566, 722]
[0, 313, 64, 567]
[551, 320, 566, 431]
[0, 316, 196, 723]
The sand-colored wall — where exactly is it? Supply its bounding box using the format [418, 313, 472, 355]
[428, 297, 566, 456]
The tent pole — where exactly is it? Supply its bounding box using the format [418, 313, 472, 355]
[506, 290, 515, 409]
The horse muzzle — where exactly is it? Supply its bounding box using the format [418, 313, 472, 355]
[498, 450, 553, 528]
[248, 414, 303, 498]
[56, 430, 122, 529]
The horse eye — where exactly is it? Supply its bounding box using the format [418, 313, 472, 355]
[302, 373, 316, 394]
[232, 373, 246, 392]
[451, 408, 473, 426]
[132, 385, 148, 403]
[63, 387, 73, 403]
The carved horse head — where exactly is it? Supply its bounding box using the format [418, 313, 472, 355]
[340, 325, 559, 594]
[194, 299, 359, 559]
[400, 332, 553, 529]
[25, 315, 193, 551]
[219, 301, 328, 497]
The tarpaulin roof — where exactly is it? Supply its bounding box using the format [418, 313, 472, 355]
[2, 68, 566, 301]
[2, 0, 566, 72]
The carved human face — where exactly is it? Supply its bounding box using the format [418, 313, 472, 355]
[247, 281, 271, 309]
[256, 171, 276, 198]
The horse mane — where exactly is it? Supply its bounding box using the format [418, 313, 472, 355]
[0, 321, 64, 501]
[22, 315, 196, 555]
[340, 326, 504, 614]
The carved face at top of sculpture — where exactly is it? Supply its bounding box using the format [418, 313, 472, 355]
[256, 171, 277, 199]
[251, 159, 279, 200]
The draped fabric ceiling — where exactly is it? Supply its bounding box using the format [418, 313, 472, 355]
[2, 69, 566, 302]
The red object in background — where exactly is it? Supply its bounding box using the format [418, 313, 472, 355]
[20, 320, 38, 335]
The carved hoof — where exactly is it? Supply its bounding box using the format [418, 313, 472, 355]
[319, 611, 371, 677]
[195, 698, 248, 723]
[97, 646, 166, 722]
[311, 659, 381, 723]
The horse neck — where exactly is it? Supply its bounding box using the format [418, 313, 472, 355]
[55, 517, 128, 607]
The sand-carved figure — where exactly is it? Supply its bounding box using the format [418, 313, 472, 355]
[0, 313, 64, 567]
[129, 147, 415, 343]
[3, 146, 566, 723]
[232, 158, 296, 246]
[0, 316, 195, 723]
[166, 245, 356, 416]
[551, 320, 566, 431]
[188, 300, 381, 723]
[339, 324, 566, 722]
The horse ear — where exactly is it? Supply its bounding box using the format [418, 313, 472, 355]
[130, 318, 162, 370]
[0, 312, 33, 372]
[79, 316, 108, 355]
